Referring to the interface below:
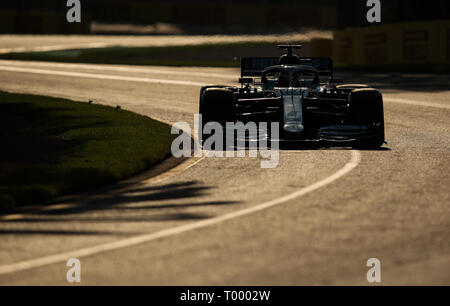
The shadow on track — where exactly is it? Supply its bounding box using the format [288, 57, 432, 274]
[0, 181, 241, 236]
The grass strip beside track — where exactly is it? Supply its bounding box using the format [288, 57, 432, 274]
[0, 42, 277, 67]
[1, 41, 447, 72]
[0, 91, 175, 210]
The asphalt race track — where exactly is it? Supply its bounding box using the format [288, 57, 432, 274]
[0, 59, 448, 285]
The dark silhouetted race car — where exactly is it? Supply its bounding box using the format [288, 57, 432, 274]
[199, 44, 385, 149]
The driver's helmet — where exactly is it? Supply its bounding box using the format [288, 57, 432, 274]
[277, 72, 291, 87]
[312, 75, 320, 86]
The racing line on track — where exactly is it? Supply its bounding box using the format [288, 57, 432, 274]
[0, 65, 206, 87]
[0, 60, 237, 79]
[0, 61, 447, 275]
[0, 150, 361, 275]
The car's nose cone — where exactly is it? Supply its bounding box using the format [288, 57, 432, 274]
[283, 122, 304, 133]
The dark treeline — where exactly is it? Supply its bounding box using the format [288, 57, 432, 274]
[0, 0, 448, 33]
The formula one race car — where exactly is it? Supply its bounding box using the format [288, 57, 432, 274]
[199, 44, 385, 149]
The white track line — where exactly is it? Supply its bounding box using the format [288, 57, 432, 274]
[137, 122, 208, 186]
[0, 60, 237, 79]
[0, 43, 113, 54]
[0, 150, 361, 275]
[0, 65, 205, 87]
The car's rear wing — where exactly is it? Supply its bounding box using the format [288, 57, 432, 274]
[241, 57, 333, 77]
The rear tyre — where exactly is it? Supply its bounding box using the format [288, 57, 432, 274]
[347, 88, 385, 149]
[199, 88, 235, 149]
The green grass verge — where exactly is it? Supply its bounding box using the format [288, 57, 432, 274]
[0, 42, 278, 67]
[0, 91, 176, 211]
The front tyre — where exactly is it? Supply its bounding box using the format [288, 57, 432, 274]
[199, 88, 235, 148]
[347, 88, 385, 149]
